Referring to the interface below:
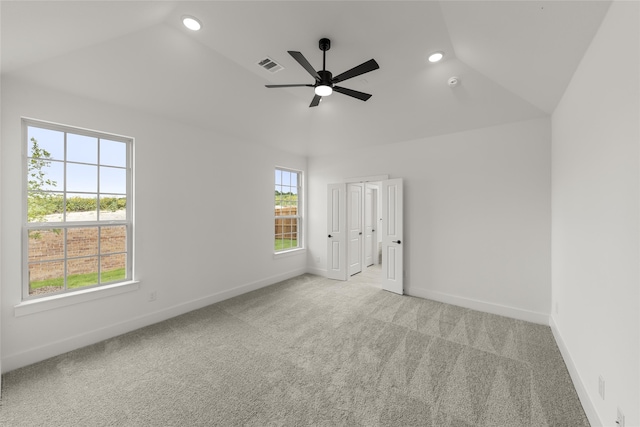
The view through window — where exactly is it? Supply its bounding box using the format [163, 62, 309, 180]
[274, 168, 301, 252]
[24, 119, 133, 299]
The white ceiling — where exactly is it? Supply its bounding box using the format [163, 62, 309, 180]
[1, 1, 612, 156]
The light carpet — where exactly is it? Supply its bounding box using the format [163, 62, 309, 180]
[0, 269, 589, 426]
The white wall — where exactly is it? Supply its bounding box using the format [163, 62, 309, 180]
[307, 117, 552, 323]
[1, 77, 307, 372]
[551, 1, 640, 426]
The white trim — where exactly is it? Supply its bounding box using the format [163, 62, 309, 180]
[273, 248, 306, 259]
[408, 287, 549, 325]
[3, 268, 306, 373]
[306, 267, 328, 277]
[344, 174, 389, 183]
[274, 167, 303, 255]
[14, 281, 140, 317]
[549, 315, 603, 427]
[22, 118, 134, 300]
[21, 117, 133, 142]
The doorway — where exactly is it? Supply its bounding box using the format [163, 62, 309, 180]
[327, 177, 403, 294]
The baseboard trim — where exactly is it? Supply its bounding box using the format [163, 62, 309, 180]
[2, 268, 307, 373]
[305, 266, 327, 277]
[408, 287, 549, 325]
[549, 315, 603, 427]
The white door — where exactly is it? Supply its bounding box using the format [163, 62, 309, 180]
[364, 184, 377, 267]
[327, 183, 347, 280]
[348, 183, 363, 276]
[381, 178, 403, 294]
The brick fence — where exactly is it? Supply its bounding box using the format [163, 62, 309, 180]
[28, 226, 126, 281]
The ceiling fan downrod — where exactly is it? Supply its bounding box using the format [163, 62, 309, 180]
[319, 38, 330, 72]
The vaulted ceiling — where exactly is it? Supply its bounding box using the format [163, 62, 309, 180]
[1, 1, 612, 156]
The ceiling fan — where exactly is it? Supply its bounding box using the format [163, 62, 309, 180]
[265, 38, 379, 107]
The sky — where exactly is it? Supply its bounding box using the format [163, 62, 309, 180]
[274, 168, 298, 195]
[27, 125, 127, 197]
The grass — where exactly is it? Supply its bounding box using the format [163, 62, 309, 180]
[274, 239, 298, 251]
[30, 268, 126, 291]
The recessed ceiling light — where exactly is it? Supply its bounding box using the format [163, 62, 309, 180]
[428, 52, 444, 63]
[182, 15, 202, 31]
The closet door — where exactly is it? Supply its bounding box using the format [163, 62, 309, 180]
[381, 179, 403, 294]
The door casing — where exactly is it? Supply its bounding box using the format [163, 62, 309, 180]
[327, 176, 403, 294]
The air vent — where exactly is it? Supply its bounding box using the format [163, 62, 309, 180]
[257, 57, 284, 73]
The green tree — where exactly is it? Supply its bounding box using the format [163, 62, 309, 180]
[27, 137, 58, 226]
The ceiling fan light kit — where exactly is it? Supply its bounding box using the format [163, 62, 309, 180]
[265, 38, 380, 107]
[315, 85, 332, 96]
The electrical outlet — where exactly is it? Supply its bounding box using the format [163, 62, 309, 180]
[598, 376, 605, 400]
[616, 407, 625, 427]
[315, 256, 321, 264]
[148, 291, 157, 302]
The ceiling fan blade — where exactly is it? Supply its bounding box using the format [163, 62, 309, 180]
[309, 94, 322, 107]
[332, 59, 379, 83]
[288, 51, 321, 81]
[333, 86, 372, 101]
[265, 84, 314, 88]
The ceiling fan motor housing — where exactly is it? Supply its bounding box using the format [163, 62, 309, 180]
[317, 70, 333, 87]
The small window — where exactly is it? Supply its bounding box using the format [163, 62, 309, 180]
[274, 168, 302, 252]
[23, 118, 133, 299]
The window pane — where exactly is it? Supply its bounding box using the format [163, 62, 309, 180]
[28, 229, 64, 261]
[100, 226, 126, 254]
[274, 168, 301, 252]
[66, 194, 97, 221]
[29, 261, 64, 295]
[28, 192, 63, 223]
[100, 139, 126, 167]
[101, 253, 126, 283]
[24, 121, 133, 300]
[274, 238, 284, 251]
[100, 166, 126, 194]
[67, 257, 99, 289]
[67, 133, 97, 164]
[28, 127, 64, 160]
[67, 163, 97, 192]
[27, 158, 63, 192]
[67, 227, 98, 258]
[99, 195, 127, 221]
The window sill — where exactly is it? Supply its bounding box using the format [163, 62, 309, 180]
[273, 248, 306, 259]
[14, 280, 140, 317]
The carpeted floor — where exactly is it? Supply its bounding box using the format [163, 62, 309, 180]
[0, 268, 589, 426]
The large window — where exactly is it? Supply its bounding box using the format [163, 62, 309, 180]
[274, 168, 302, 252]
[23, 119, 133, 299]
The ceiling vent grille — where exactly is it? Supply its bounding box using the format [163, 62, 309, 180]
[257, 57, 284, 73]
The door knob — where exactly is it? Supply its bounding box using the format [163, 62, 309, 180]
[392, 240, 401, 244]
[328, 234, 333, 238]
[359, 232, 362, 235]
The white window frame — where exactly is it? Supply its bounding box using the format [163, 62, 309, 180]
[21, 118, 134, 301]
[274, 167, 303, 254]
